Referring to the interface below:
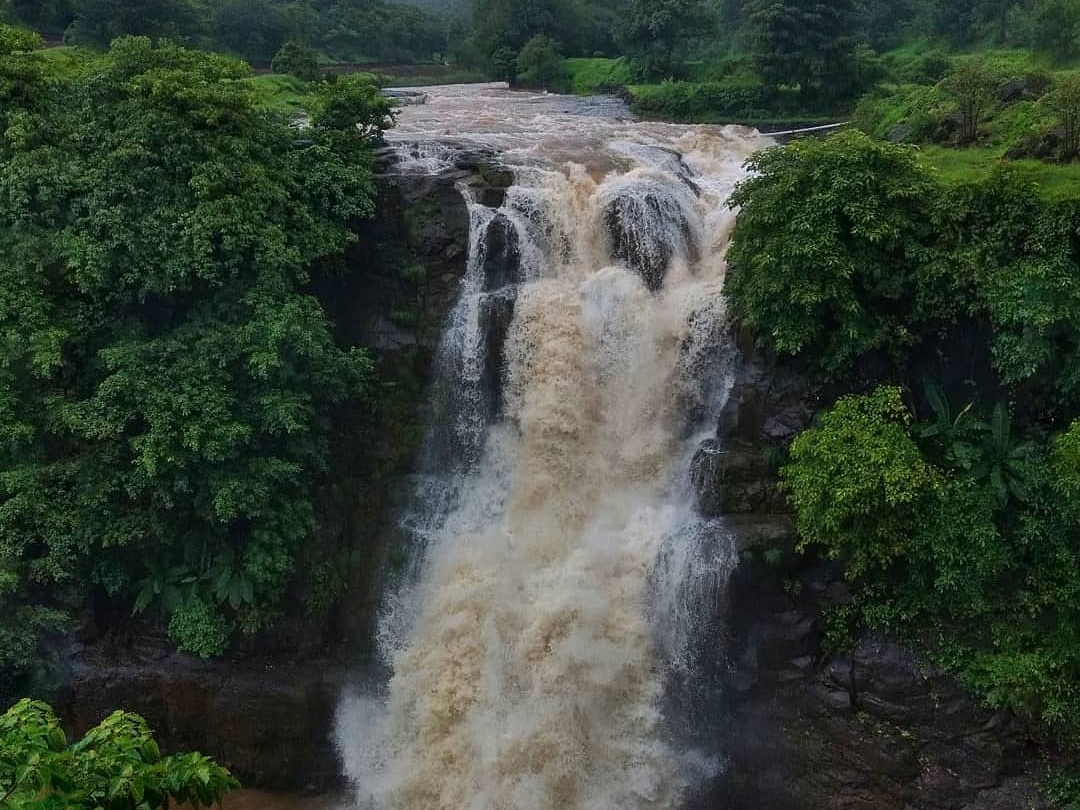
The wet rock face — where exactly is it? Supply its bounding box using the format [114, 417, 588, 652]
[481, 214, 523, 292]
[602, 185, 696, 292]
[478, 289, 515, 420]
[57, 644, 346, 793]
[684, 335, 1048, 810]
[695, 551, 1049, 810]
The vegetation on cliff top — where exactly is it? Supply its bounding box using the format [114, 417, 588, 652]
[726, 123, 1080, 786]
[0, 28, 394, 688]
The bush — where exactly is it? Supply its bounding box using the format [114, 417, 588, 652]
[1, 699, 238, 809]
[726, 130, 939, 374]
[783, 388, 1080, 749]
[516, 35, 565, 90]
[851, 83, 949, 141]
[944, 57, 1000, 144]
[270, 40, 321, 81]
[782, 387, 939, 577]
[1046, 73, 1080, 160]
[562, 56, 635, 94]
[168, 598, 234, 658]
[628, 78, 773, 121]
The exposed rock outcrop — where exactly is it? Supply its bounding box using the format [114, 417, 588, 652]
[602, 180, 697, 292]
[685, 334, 1049, 809]
[693, 547, 1048, 810]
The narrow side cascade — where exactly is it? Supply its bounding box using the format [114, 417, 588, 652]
[338, 88, 765, 810]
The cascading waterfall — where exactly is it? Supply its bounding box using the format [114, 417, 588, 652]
[337, 84, 767, 810]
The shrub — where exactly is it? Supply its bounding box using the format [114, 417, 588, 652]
[1046, 73, 1080, 160]
[943, 57, 1000, 144]
[168, 598, 234, 659]
[782, 387, 939, 577]
[851, 83, 949, 141]
[270, 40, 321, 81]
[628, 78, 772, 121]
[726, 130, 939, 374]
[516, 35, 565, 90]
[1, 699, 238, 809]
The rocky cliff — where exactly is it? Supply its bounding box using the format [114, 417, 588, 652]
[51, 153, 1052, 807]
[687, 336, 1049, 809]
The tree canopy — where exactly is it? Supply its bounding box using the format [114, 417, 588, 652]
[0, 29, 392, 677]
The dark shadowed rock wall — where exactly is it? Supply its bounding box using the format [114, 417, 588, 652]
[686, 333, 1049, 809]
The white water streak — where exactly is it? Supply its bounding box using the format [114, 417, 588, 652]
[338, 85, 768, 810]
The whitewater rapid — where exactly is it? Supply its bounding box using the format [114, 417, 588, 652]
[336, 84, 768, 810]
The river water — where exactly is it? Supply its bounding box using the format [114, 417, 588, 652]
[329, 84, 769, 810]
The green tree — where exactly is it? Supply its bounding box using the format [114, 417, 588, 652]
[725, 130, 938, 375]
[781, 387, 939, 577]
[1046, 73, 1080, 161]
[943, 57, 998, 145]
[66, 0, 204, 47]
[467, 0, 581, 72]
[211, 0, 304, 63]
[0, 37, 389, 667]
[618, 0, 713, 79]
[983, 199, 1080, 405]
[271, 39, 321, 80]
[0, 699, 238, 809]
[516, 33, 563, 88]
[1029, 0, 1080, 60]
[749, 0, 865, 102]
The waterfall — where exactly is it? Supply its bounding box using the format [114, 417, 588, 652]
[337, 86, 766, 810]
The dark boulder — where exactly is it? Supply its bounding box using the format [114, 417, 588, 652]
[602, 181, 696, 292]
[481, 213, 523, 292]
[886, 123, 913, 143]
[478, 289, 516, 419]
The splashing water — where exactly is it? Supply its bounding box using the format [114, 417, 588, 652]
[337, 85, 769, 810]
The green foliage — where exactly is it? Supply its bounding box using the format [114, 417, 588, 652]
[516, 34, 564, 89]
[0, 699, 238, 809]
[65, 0, 204, 47]
[782, 387, 938, 577]
[561, 57, 635, 94]
[167, 598, 234, 658]
[628, 78, 773, 121]
[749, 0, 866, 102]
[1047, 73, 1080, 160]
[983, 198, 1080, 405]
[1026, 0, 1080, 61]
[270, 40, 321, 82]
[311, 73, 395, 142]
[465, 0, 582, 75]
[0, 22, 41, 52]
[617, 0, 713, 79]
[726, 131, 938, 374]
[944, 57, 1000, 144]
[852, 83, 949, 141]
[784, 387, 1080, 749]
[0, 37, 385, 669]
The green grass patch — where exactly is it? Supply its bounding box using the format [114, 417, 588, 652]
[39, 45, 95, 79]
[562, 57, 635, 94]
[917, 144, 1080, 201]
[240, 74, 314, 113]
